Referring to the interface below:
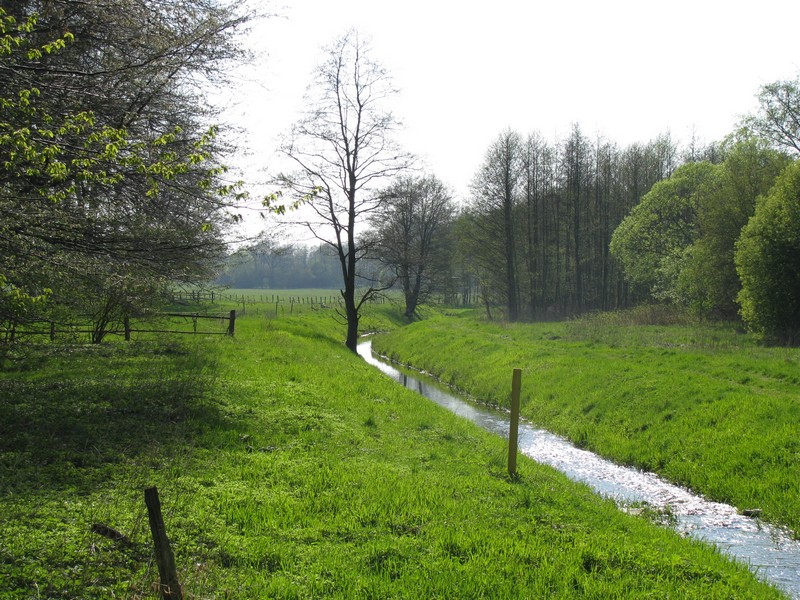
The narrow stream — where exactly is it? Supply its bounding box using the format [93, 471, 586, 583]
[358, 340, 800, 599]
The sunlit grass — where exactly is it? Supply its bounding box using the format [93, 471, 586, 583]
[373, 309, 800, 537]
[0, 307, 786, 598]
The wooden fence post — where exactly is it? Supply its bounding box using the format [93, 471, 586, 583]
[124, 316, 131, 341]
[508, 368, 522, 477]
[144, 486, 183, 600]
[227, 310, 236, 336]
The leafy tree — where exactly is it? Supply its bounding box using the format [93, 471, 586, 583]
[0, 2, 250, 328]
[677, 139, 790, 317]
[735, 160, 800, 343]
[611, 137, 789, 318]
[609, 162, 715, 302]
[269, 30, 413, 352]
[745, 75, 800, 154]
[370, 174, 456, 318]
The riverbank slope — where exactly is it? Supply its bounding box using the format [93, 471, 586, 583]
[372, 309, 800, 537]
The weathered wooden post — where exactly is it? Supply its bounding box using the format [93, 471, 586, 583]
[123, 316, 131, 341]
[144, 486, 183, 600]
[508, 368, 522, 477]
[227, 310, 236, 336]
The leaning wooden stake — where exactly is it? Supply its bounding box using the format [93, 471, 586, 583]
[144, 486, 183, 600]
[508, 368, 522, 477]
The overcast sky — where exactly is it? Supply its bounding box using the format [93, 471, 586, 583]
[224, 0, 800, 210]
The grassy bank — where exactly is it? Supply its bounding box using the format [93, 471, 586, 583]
[0, 308, 786, 597]
[372, 309, 800, 537]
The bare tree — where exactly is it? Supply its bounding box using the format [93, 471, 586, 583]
[271, 30, 413, 352]
[469, 129, 523, 320]
[370, 175, 455, 319]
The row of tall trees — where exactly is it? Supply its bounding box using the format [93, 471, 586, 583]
[459, 73, 800, 340]
[462, 126, 698, 319]
[1, 1, 250, 336]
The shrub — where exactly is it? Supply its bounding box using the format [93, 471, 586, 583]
[735, 161, 800, 344]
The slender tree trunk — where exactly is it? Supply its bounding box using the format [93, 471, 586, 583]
[344, 185, 360, 353]
[504, 162, 519, 321]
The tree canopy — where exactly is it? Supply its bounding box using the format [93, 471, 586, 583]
[1, 1, 250, 329]
[735, 160, 800, 343]
[609, 139, 790, 318]
[369, 174, 456, 318]
[745, 76, 800, 154]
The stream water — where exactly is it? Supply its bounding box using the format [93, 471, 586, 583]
[357, 340, 800, 599]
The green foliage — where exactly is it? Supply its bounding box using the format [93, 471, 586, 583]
[736, 160, 800, 343]
[611, 141, 790, 319]
[744, 74, 800, 154]
[676, 139, 790, 317]
[0, 274, 49, 321]
[0, 3, 248, 336]
[610, 162, 715, 299]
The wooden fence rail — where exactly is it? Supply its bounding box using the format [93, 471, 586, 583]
[2, 310, 236, 343]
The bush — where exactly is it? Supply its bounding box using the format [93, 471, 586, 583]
[735, 161, 800, 344]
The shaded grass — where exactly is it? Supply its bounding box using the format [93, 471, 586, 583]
[372, 310, 800, 537]
[0, 309, 786, 598]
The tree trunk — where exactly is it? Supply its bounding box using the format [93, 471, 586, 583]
[345, 298, 359, 352]
[404, 269, 423, 318]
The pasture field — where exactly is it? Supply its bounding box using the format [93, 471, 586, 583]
[372, 308, 800, 537]
[0, 307, 786, 597]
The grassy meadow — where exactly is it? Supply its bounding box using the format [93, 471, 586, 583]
[0, 299, 790, 598]
[372, 307, 800, 537]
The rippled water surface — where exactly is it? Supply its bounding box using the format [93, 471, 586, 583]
[358, 341, 800, 599]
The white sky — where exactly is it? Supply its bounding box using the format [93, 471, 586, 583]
[222, 0, 800, 230]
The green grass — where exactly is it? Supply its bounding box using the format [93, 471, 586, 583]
[0, 308, 787, 598]
[372, 309, 800, 537]
[166, 288, 404, 321]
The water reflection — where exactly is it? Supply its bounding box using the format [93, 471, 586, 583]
[358, 340, 800, 599]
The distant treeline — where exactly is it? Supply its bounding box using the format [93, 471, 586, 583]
[217, 244, 349, 290]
